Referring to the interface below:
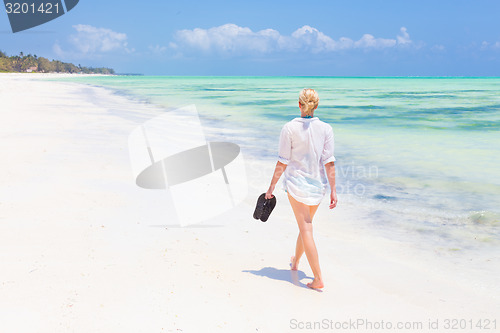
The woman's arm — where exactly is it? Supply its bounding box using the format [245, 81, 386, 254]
[325, 161, 337, 209]
[265, 161, 287, 199]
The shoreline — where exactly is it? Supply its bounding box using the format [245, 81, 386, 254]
[7, 72, 500, 78]
[0, 72, 115, 77]
[43, 73, 500, 247]
[0, 73, 498, 332]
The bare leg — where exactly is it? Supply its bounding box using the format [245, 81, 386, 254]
[287, 193, 323, 289]
[291, 204, 319, 270]
[290, 234, 304, 270]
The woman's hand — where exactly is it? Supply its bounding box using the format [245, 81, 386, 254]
[266, 161, 286, 200]
[265, 185, 275, 199]
[329, 190, 337, 209]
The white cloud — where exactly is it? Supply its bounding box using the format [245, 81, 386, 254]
[282, 25, 337, 52]
[58, 24, 132, 56]
[172, 24, 414, 56]
[397, 27, 412, 45]
[354, 34, 396, 48]
[481, 41, 500, 50]
[149, 44, 167, 55]
[175, 24, 281, 55]
[54, 25, 133, 59]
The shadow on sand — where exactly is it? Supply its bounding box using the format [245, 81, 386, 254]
[243, 267, 319, 290]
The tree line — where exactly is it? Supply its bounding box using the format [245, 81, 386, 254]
[0, 50, 115, 74]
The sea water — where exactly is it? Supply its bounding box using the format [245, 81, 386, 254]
[52, 76, 500, 256]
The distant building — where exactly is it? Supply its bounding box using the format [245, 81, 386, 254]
[26, 66, 38, 73]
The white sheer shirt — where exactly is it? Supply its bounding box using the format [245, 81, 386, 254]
[278, 117, 335, 205]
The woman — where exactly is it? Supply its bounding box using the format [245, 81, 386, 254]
[265, 88, 337, 289]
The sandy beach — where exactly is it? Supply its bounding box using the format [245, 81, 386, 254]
[0, 74, 498, 333]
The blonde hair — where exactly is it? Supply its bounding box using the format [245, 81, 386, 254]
[299, 88, 319, 116]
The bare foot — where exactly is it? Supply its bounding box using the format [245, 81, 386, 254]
[307, 278, 324, 289]
[290, 256, 299, 271]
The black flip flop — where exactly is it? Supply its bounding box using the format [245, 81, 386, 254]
[253, 193, 277, 222]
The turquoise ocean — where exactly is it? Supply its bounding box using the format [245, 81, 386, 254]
[53, 76, 500, 256]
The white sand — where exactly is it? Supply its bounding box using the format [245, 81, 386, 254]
[0, 73, 498, 333]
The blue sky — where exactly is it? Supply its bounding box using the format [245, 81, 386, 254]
[1, 0, 500, 75]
